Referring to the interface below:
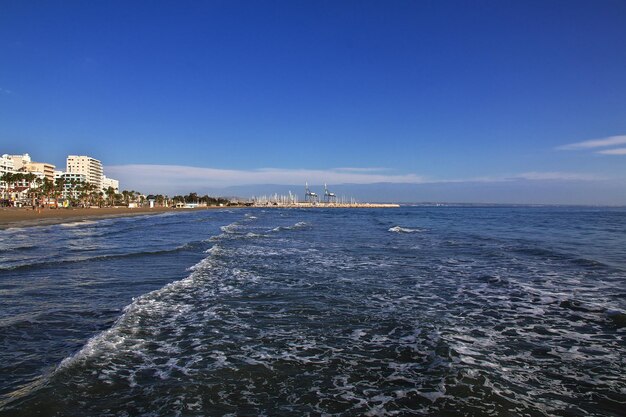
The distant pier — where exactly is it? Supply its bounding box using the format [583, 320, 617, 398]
[247, 183, 400, 208]
[250, 202, 400, 208]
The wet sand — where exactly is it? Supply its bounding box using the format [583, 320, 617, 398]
[0, 206, 225, 229]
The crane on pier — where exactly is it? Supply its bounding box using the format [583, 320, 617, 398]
[324, 183, 337, 203]
[304, 182, 319, 203]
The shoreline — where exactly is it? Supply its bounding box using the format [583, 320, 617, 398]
[0, 206, 228, 230]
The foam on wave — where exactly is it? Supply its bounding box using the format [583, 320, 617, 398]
[55, 217, 255, 373]
[271, 221, 309, 232]
[7, 208, 624, 416]
[388, 226, 423, 233]
[59, 220, 99, 227]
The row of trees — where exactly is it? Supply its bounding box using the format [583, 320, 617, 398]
[1, 173, 231, 208]
[0, 172, 109, 207]
[171, 193, 229, 206]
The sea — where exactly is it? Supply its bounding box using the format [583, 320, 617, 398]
[0, 206, 624, 416]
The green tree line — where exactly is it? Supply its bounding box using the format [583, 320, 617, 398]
[1, 173, 232, 208]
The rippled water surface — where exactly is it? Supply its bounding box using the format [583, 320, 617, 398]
[1, 207, 625, 416]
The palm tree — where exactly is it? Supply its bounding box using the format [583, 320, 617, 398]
[121, 190, 129, 205]
[23, 173, 38, 207]
[185, 192, 198, 203]
[96, 191, 105, 208]
[67, 179, 79, 205]
[40, 178, 54, 208]
[0, 172, 14, 200]
[87, 185, 99, 207]
[75, 181, 85, 207]
[105, 186, 116, 207]
[53, 177, 66, 208]
[77, 181, 96, 207]
[3, 172, 33, 205]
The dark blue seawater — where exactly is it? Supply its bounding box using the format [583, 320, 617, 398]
[1, 207, 625, 416]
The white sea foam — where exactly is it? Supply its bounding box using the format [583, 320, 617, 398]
[37, 208, 626, 416]
[271, 221, 309, 232]
[205, 245, 222, 255]
[55, 219, 245, 374]
[388, 226, 423, 233]
[60, 220, 98, 227]
[220, 223, 240, 233]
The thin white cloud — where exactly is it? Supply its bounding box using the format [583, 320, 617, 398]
[105, 164, 606, 194]
[437, 172, 606, 184]
[557, 135, 626, 150]
[106, 165, 429, 190]
[0, 87, 12, 95]
[596, 147, 626, 155]
[332, 167, 391, 173]
[512, 171, 607, 181]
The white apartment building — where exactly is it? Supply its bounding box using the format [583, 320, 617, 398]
[1, 154, 15, 198]
[66, 155, 103, 191]
[101, 175, 119, 193]
[58, 172, 87, 200]
[9, 153, 30, 170]
[10, 153, 55, 182]
[0, 153, 43, 202]
[1, 154, 14, 177]
[25, 162, 56, 182]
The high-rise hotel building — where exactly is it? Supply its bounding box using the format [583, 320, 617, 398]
[66, 155, 103, 190]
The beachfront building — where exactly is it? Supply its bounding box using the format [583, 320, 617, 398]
[66, 155, 103, 191]
[9, 153, 30, 171]
[1, 154, 40, 201]
[0, 154, 42, 204]
[1, 154, 15, 176]
[58, 172, 87, 200]
[101, 175, 119, 193]
[24, 162, 55, 182]
[9, 153, 56, 182]
[0, 154, 15, 199]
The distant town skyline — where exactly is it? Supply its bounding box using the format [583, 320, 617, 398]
[1, 1, 625, 203]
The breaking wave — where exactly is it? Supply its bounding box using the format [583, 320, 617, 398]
[388, 225, 423, 233]
[2, 207, 625, 416]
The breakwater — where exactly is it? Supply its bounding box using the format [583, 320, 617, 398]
[250, 202, 400, 208]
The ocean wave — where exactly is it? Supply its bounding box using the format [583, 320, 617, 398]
[211, 220, 268, 242]
[220, 223, 241, 233]
[54, 253, 250, 379]
[0, 244, 38, 253]
[271, 222, 309, 232]
[605, 310, 626, 327]
[512, 245, 611, 269]
[4, 207, 625, 416]
[59, 220, 99, 227]
[388, 226, 423, 233]
[55, 218, 248, 372]
[0, 242, 206, 272]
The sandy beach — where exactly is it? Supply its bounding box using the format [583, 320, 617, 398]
[0, 206, 226, 229]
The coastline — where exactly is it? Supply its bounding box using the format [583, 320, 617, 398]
[0, 206, 228, 230]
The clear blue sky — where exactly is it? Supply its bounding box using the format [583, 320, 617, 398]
[1, 1, 625, 202]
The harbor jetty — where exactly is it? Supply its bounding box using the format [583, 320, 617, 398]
[251, 201, 400, 208]
[247, 183, 400, 208]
